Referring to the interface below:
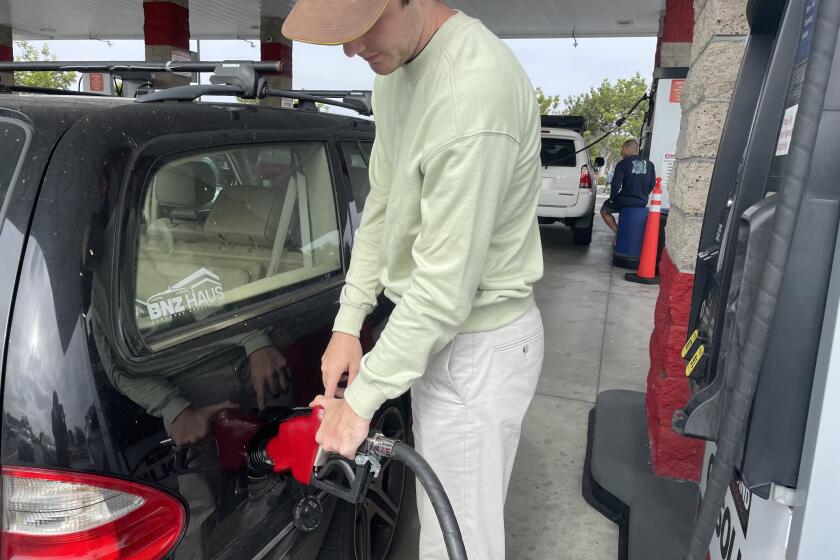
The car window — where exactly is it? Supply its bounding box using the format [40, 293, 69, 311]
[0, 119, 30, 205]
[540, 137, 577, 167]
[360, 141, 373, 160]
[133, 142, 341, 341]
[339, 141, 371, 214]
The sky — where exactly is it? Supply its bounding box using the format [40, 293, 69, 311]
[13, 36, 656, 106]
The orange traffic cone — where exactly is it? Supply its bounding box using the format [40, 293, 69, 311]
[626, 177, 663, 285]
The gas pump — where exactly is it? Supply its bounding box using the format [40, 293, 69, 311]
[585, 0, 840, 558]
[676, 0, 840, 558]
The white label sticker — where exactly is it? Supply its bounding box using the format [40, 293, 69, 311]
[703, 445, 793, 560]
[137, 267, 225, 323]
[661, 153, 676, 193]
[775, 105, 799, 156]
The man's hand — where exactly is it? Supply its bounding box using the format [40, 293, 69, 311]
[321, 332, 363, 398]
[310, 396, 371, 459]
[249, 346, 290, 411]
[169, 401, 238, 446]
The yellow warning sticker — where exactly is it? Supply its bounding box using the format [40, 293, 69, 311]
[686, 345, 705, 377]
[682, 330, 700, 359]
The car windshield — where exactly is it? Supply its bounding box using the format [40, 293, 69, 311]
[540, 137, 577, 167]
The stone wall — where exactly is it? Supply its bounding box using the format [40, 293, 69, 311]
[657, 0, 694, 68]
[666, 0, 750, 272]
[143, 0, 191, 89]
[646, 0, 749, 481]
[647, 252, 704, 480]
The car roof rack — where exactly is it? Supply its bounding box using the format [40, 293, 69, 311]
[0, 84, 108, 96]
[541, 115, 586, 133]
[0, 60, 272, 74]
[0, 60, 373, 116]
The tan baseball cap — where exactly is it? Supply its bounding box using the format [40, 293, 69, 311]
[281, 0, 390, 45]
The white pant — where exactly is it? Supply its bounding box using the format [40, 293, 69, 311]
[411, 304, 544, 560]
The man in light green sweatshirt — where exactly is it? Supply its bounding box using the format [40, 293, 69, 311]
[283, 1, 545, 557]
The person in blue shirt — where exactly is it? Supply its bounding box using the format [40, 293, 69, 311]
[600, 139, 656, 233]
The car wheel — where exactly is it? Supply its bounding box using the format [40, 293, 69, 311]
[317, 402, 409, 560]
[573, 222, 593, 245]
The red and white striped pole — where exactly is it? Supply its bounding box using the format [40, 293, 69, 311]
[626, 177, 663, 285]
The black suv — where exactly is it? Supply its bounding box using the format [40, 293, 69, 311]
[0, 87, 407, 559]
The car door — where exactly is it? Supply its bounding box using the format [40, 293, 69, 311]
[113, 137, 352, 559]
[1, 106, 77, 462]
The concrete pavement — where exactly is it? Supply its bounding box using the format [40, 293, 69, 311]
[388, 213, 660, 559]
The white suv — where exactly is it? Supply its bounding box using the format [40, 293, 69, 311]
[536, 116, 600, 245]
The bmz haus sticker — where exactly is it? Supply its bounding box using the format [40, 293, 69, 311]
[136, 267, 225, 322]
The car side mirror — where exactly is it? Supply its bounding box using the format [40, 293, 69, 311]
[593, 157, 605, 169]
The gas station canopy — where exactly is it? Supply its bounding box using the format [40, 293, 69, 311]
[1, 0, 664, 41]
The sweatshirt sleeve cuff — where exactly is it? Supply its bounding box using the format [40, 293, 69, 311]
[161, 397, 192, 431]
[343, 375, 388, 421]
[241, 332, 274, 356]
[333, 305, 368, 338]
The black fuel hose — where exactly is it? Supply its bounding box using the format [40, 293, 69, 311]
[684, 0, 840, 558]
[389, 442, 468, 560]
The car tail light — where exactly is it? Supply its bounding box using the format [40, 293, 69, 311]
[579, 165, 592, 189]
[1, 466, 185, 560]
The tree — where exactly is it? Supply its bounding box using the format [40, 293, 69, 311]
[560, 73, 649, 168]
[14, 41, 76, 90]
[536, 87, 561, 115]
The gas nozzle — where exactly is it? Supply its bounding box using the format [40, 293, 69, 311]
[246, 407, 324, 484]
[247, 407, 467, 559]
[308, 432, 397, 504]
[361, 432, 397, 458]
[246, 407, 384, 504]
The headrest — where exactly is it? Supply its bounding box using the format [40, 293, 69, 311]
[204, 185, 288, 246]
[155, 161, 216, 211]
[254, 149, 293, 189]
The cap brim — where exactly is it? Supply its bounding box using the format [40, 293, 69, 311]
[281, 0, 390, 45]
